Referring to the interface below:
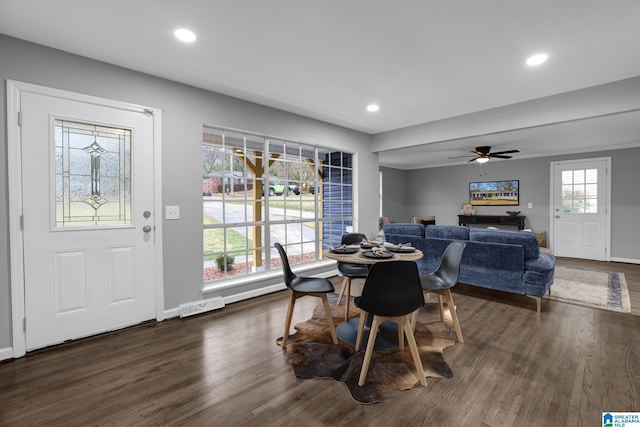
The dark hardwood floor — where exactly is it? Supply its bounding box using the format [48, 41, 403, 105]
[1, 258, 639, 426]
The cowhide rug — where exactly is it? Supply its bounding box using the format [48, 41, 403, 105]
[276, 295, 457, 404]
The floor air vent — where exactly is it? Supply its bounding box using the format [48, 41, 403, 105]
[179, 297, 225, 318]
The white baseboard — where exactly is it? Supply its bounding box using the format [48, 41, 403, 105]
[164, 268, 339, 319]
[164, 307, 181, 319]
[0, 347, 14, 362]
[610, 257, 640, 265]
[222, 283, 286, 305]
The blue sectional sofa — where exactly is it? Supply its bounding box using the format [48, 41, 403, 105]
[383, 223, 556, 311]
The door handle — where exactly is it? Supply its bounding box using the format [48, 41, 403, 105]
[554, 215, 560, 219]
[142, 225, 152, 233]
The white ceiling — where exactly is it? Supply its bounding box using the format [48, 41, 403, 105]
[2, 0, 640, 168]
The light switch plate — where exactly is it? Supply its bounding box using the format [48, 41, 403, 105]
[165, 205, 180, 220]
[528, 202, 533, 208]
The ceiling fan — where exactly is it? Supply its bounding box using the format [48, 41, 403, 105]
[451, 146, 520, 163]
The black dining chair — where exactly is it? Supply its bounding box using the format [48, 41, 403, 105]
[411, 240, 467, 343]
[336, 232, 369, 319]
[354, 261, 427, 387]
[274, 243, 338, 346]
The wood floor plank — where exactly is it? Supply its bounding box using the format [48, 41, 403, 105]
[1, 258, 639, 426]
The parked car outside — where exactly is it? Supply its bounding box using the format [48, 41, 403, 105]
[262, 180, 285, 196]
[262, 180, 299, 196]
[288, 184, 300, 195]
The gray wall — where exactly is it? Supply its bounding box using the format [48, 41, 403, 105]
[0, 35, 381, 350]
[392, 148, 640, 260]
[380, 166, 407, 223]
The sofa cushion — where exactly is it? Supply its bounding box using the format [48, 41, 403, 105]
[425, 225, 469, 240]
[524, 252, 556, 296]
[383, 223, 425, 238]
[469, 228, 540, 260]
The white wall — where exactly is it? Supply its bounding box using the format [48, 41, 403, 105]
[0, 35, 381, 349]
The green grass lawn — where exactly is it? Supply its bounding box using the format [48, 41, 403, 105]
[203, 194, 318, 261]
[203, 216, 254, 261]
[223, 194, 317, 212]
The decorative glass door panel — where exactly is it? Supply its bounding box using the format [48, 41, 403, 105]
[54, 119, 131, 227]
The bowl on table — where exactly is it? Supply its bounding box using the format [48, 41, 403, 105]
[506, 211, 521, 216]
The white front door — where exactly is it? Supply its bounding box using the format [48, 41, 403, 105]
[20, 90, 158, 350]
[551, 158, 610, 261]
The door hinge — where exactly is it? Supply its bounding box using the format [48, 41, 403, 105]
[23, 317, 26, 333]
[18, 111, 22, 127]
[20, 214, 24, 230]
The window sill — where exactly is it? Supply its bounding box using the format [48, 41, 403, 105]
[202, 259, 337, 295]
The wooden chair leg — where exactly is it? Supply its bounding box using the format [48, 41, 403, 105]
[354, 310, 367, 351]
[437, 293, 445, 321]
[281, 292, 297, 346]
[337, 276, 348, 304]
[410, 309, 418, 331]
[358, 315, 427, 387]
[444, 289, 464, 343]
[358, 316, 381, 386]
[320, 294, 338, 344]
[401, 316, 427, 386]
[344, 277, 352, 320]
[398, 323, 404, 350]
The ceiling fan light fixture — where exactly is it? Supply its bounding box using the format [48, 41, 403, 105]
[476, 157, 490, 164]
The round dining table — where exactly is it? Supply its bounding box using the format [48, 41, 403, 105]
[323, 245, 423, 350]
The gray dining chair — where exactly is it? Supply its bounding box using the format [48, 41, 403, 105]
[354, 261, 426, 387]
[411, 240, 467, 342]
[275, 243, 338, 346]
[336, 232, 369, 319]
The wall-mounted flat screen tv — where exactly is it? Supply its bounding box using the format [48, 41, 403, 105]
[469, 180, 519, 206]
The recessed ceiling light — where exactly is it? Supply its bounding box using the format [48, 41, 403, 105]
[366, 104, 380, 113]
[174, 28, 196, 43]
[526, 53, 548, 66]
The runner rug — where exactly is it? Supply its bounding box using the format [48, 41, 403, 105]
[546, 266, 631, 313]
[276, 297, 456, 404]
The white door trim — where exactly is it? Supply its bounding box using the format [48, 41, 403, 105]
[549, 156, 611, 260]
[7, 80, 164, 358]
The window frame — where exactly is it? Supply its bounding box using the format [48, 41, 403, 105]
[202, 126, 354, 285]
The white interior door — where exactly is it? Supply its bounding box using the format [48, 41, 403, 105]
[551, 158, 610, 261]
[21, 91, 158, 350]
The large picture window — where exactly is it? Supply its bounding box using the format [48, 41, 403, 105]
[203, 126, 354, 283]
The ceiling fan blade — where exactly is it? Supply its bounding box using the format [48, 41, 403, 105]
[490, 149, 520, 155]
[452, 147, 518, 162]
